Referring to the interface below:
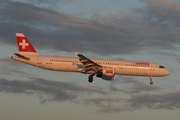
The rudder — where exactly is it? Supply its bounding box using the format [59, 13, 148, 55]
[16, 33, 39, 55]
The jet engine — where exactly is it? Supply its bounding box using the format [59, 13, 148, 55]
[96, 68, 115, 80]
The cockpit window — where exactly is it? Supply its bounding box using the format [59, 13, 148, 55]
[159, 66, 165, 68]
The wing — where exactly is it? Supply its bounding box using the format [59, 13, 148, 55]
[75, 52, 102, 74]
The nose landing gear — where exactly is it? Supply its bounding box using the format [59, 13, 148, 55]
[150, 76, 153, 85]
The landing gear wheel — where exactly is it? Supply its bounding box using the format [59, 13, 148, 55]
[150, 81, 153, 85]
[88, 75, 93, 83]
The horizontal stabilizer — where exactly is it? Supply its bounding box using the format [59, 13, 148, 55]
[14, 53, 30, 60]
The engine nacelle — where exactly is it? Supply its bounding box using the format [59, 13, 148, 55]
[96, 68, 115, 80]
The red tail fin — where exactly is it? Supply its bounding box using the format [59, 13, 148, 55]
[16, 33, 39, 55]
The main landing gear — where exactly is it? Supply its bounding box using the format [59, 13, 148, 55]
[88, 74, 95, 83]
[150, 76, 153, 85]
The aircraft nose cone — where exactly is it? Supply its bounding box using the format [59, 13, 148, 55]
[165, 69, 170, 76]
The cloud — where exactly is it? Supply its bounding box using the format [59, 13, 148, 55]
[0, 74, 180, 113]
[98, 104, 123, 113]
[126, 91, 180, 110]
[0, 77, 107, 103]
[0, 57, 36, 77]
[110, 76, 160, 94]
[0, 76, 119, 112]
[173, 54, 180, 65]
[1, 1, 132, 54]
[82, 97, 121, 105]
[81, 97, 123, 113]
[138, 0, 180, 29]
[0, 1, 179, 56]
[109, 76, 180, 111]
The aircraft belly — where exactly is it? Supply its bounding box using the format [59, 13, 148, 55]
[116, 67, 151, 76]
[60, 64, 77, 72]
[150, 69, 162, 77]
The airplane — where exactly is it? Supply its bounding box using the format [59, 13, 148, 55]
[11, 33, 170, 85]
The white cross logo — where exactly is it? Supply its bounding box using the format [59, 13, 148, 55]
[19, 39, 29, 49]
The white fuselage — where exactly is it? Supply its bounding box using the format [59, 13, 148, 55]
[11, 55, 170, 77]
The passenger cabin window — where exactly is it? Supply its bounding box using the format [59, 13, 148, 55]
[159, 66, 165, 68]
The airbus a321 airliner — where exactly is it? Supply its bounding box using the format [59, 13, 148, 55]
[11, 33, 170, 85]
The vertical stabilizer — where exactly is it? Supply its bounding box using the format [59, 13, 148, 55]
[16, 33, 39, 55]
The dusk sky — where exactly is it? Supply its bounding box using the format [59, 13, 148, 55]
[0, 0, 180, 120]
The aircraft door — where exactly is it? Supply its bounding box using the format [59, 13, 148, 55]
[118, 63, 124, 74]
[150, 64, 155, 71]
[36, 56, 42, 66]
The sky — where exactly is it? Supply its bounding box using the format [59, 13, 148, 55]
[0, 0, 180, 120]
